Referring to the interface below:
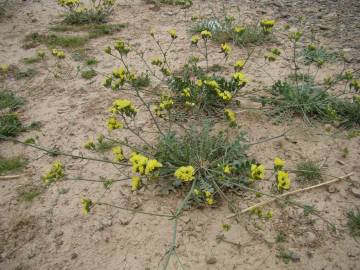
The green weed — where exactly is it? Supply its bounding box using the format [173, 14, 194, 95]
[347, 209, 360, 237]
[81, 69, 97, 80]
[0, 114, 24, 137]
[295, 160, 323, 183]
[23, 32, 88, 49]
[0, 90, 23, 110]
[0, 156, 26, 175]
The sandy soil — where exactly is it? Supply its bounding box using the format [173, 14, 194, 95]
[0, 0, 359, 269]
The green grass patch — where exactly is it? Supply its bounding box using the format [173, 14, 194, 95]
[50, 23, 127, 39]
[18, 189, 42, 202]
[86, 57, 98, 65]
[302, 46, 339, 66]
[347, 209, 360, 237]
[15, 68, 37, 80]
[0, 156, 26, 175]
[295, 160, 323, 183]
[0, 114, 24, 137]
[0, 90, 23, 110]
[23, 55, 43, 64]
[81, 69, 97, 80]
[257, 80, 360, 127]
[23, 32, 88, 49]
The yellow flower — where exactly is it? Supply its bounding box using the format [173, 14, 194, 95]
[84, 140, 95, 150]
[182, 87, 191, 97]
[277, 171, 291, 190]
[37, 50, 45, 58]
[129, 153, 148, 175]
[0, 64, 9, 73]
[234, 60, 245, 71]
[196, 79, 203, 87]
[191, 35, 200, 45]
[174, 166, 195, 182]
[160, 67, 171, 76]
[224, 108, 236, 126]
[260, 19, 275, 33]
[168, 29, 177, 39]
[81, 198, 92, 215]
[264, 52, 277, 62]
[200, 30, 212, 39]
[131, 176, 141, 191]
[114, 40, 130, 55]
[185, 101, 195, 107]
[151, 57, 163, 66]
[193, 188, 200, 196]
[250, 164, 265, 180]
[260, 19, 275, 28]
[145, 159, 163, 175]
[109, 99, 137, 117]
[204, 80, 220, 89]
[112, 146, 125, 162]
[42, 160, 65, 184]
[221, 43, 231, 56]
[158, 96, 174, 111]
[233, 72, 248, 87]
[204, 190, 212, 197]
[223, 164, 232, 174]
[274, 157, 285, 170]
[218, 90, 232, 101]
[107, 117, 123, 130]
[350, 79, 360, 91]
[52, 48, 65, 59]
[234, 26, 245, 34]
[206, 197, 214, 205]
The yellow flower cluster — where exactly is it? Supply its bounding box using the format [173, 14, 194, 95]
[52, 49, 65, 59]
[204, 79, 232, 101]
[260, 19, 275, 33]
[42, 161, 65, 184]
[224, 108, 236, 126]
[84, 140, 96, 150]
[277, 171, 291, 190]
[107, 116, 123, 130]
[182, 87, 191, 97]
[58, 0, 80, 8]
[204, 190, 214, 205]
[191, 35, 200, 45]
[350, 79, 360, 91]
[174, 166, 195, 182]
[200, 30, 212, 39]
[112, 146, 125, 162]
[274, 157, 285, 170]
[250, 164, 265, 180]
[0, 64, 9, 74]
[109, 99, 137, 117]
[223, 164, 232, 174]
[221, 43, 232, 56]
[129, 153, 162, 175]
[114, 40, 130, 55]
[233, 72, 248, 87]
[185, 101, 195, 107]
[251, 207, 273, 219]
[151, 57, 163, 67]
[168, 29, 177, 39]
[81, 198, 92, 215]
[234, 59, 245, 71]
[234, 25, 245, 34]
[158, 96, 174, 111]
[131, 176, 141, 191]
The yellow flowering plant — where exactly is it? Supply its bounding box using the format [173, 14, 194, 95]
[57, 0, 116, 25]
